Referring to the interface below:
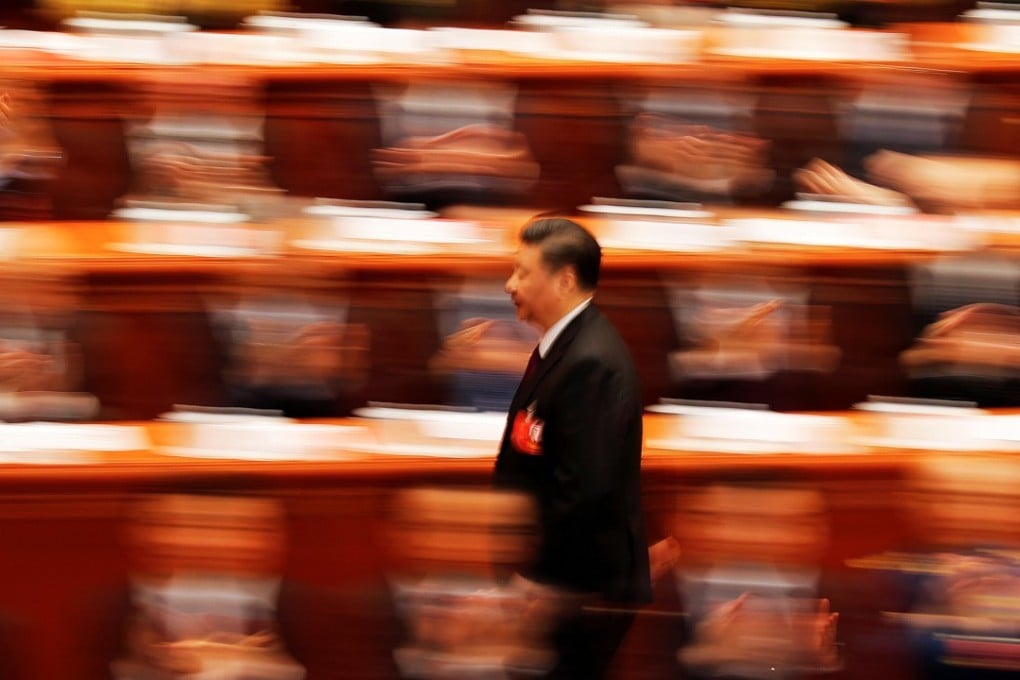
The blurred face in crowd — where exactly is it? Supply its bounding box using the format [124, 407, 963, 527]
[505, 243, 568, 333]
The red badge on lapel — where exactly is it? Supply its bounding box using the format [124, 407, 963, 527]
[510, 404, 543, 455]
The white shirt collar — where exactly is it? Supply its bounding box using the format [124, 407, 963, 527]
[539, 297, 592, 359]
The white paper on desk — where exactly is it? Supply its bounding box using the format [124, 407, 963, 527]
[0, 29, 84, 54]
[290, 239, 435, 255]
[727, 217, 976, 251]
[108, 217, 277, 258]
[0, 423, 149, 452]
[981, 415, 1020, 444]
[0, 229, 21, 259]
[166, 423, 365, 461]
[550, 26, 699, 63]
[354, 407, 505, 439]
[331, 217, 487, 244]
[113, 208, 249, 224]
[426, 27, 554, 54]
[410, 412, 507, 442]
[598, 219, 734, 252]
[0, 449, 96, 464]
[359, 442, 495, 458]
[579, 203, 713, 219]
[106, 243, 263, 258]
[783, 200, 917, 216]
[955, 215, 1020, 234]
[648, 410, 853, 453]
[352, 408, 502, 456]
[159, 410, 291, 424]
[853, 403, 992, 450]
[303, 204, 436, 220]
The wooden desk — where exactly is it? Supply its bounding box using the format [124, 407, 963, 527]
[0, 411, 1013, 678]
[0, 26, 1018, 219]
[0, 214, 1014, 418]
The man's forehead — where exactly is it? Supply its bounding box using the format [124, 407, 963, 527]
[514, 243, 538, 264]
[517, 241, 550, 260]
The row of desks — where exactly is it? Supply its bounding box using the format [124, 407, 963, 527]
[0, 410, 1014, 678]
[3, 410, 1016, 491]
[0, 211, 1015, 418]
[2, 23, 1020, 219]
[0, 23, 1019, 76]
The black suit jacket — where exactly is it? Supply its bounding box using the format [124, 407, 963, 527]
[494, 304, 651, 604]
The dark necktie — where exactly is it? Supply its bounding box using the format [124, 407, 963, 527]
[523, 346, 542, 381]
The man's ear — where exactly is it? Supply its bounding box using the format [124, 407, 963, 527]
[556, 266, 577, 296]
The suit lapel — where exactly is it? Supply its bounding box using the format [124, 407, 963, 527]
[512, 305, 596, 409]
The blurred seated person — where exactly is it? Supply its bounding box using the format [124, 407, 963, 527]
[618, 114, 774, 203]
[652, 481, 840, 679]
[902, 251, 1020, 408]
[664, 276, 840, 411]
[111, 492, 305, 680]
[209, 292, 369, 418]
[0, 84, 62, 220]
[386, 487, 561, 679]
[372, 124, 539, 210]
[900, 302, 1020, 407]
[852, 454, 1020, 679]
[795, 152, 1020, 213]
[429, 317, 539, 412]
[0, 303, 95, 421]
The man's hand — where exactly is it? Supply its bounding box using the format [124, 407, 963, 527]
[693, 594, 840, 668]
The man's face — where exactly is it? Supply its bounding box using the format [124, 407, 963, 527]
[505, 243, 560, 331]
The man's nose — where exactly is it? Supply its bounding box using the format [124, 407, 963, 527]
[505, 276, 515, 294]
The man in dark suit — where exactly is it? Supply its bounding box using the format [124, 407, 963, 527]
[495, 217, 652, 678]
